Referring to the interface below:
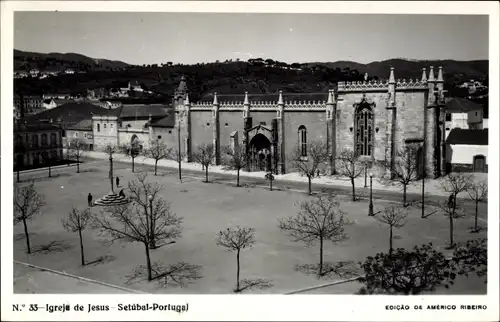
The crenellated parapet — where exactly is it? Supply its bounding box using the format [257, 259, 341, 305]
[338, 78, 428, 92]
[395, 78, 428, 90]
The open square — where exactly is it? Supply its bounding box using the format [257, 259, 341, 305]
[13, 160, 487, 294]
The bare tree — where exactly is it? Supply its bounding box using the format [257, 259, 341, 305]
[291, 140, 329, 195]
[278, 194, 352, 276]
[374, 205, 408, 255]
[104, 144, 117, 193]
[14, 182, 46, 254]
[221, 145, 248, 187]
[61, 207, 92, 266]
[67, 137, 87, 173]
[193, 144, 215, 183]
[265, 171, 275, 191]
[466, 180, 487, 233]
[337, 149, 364, 201]
[92, 173, 183, 281]
[216, 226, 272, 292]
[380, 144, 420, 206]
[120, 139, 142, 173]
[434, 173, 472, 248]
[144, 139, 173, 176]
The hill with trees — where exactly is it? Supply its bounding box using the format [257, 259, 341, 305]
[14, 50, 488, 103]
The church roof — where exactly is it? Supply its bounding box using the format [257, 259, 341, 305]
[14, 122, 62, 133]
[446, 128, 488, 146]
[445, 97, 483, 113]
[22, 101, 108, 127]
[198, 92, 329, 103]
[119, 104, 170, 119]
[149, 110, 176, 128]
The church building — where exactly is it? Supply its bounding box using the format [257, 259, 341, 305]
[158, 67, 448, 178]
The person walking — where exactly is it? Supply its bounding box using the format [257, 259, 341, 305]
[88, 193, 93, 207]
[116, 176, 120, 187]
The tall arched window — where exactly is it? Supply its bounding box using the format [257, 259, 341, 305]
[97, 123, 101, 132]
[298, 125, 307, 157]
[354, 103, 374, 156]
[41, 134, 48, 147]
[50, 133, 57, 147]
[32, 134, 39, 148]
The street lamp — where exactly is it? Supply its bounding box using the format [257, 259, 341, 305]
[364, 162, 368, 188]
[368, 172, 374, 216]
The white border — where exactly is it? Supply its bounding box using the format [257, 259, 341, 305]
[1, 1, 499, 321]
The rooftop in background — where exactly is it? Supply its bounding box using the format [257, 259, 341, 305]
[67, 119, 93, 131]
[149, 109, 176, 128]
[446, 128, 488, 146]
[14, 121, 62, 133]
[445, 97, 483, 113]
[22, 101, 110, 126]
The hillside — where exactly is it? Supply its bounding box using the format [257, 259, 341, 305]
[14, 49, 130, 72]
[13, 50, 488, 102]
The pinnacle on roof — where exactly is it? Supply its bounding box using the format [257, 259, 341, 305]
[437, 66, 444, 82]
[326, 90, 335, 105]
[278, 91, 283, 105]
[177, 75, 188, 92]
[244, 91, 249, 105]
[185, 93, 190, 105]
[421, 68, 427, 82]
[213, 92, 218, 105]
[389, 67, 395, 84]
[428, 66, 435, 82]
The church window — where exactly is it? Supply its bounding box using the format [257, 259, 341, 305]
[97, 123, 101, 132]
[206, 122, 210, 127]
[168, 130, 172, 134]
[158, 135, 162, 139]
[298, 125, 307, 157]
[327, 110, 331, 119]
[354, 103, 374, 156]
[225, 123, 229, 127]
[41, 134, 48, 147]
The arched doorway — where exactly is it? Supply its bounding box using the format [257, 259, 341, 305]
[249, 133, 272, 172]
[130, 134, 142, 154]
[473, 155, 486, 172]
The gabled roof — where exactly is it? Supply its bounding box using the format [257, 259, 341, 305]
[446, 128, 488, 146]
[67, 119, 93, 131]
[22, 101, 110, 127]
[119, 104, 170, 119]
[14, 122, 62, 133]
[199, 92, 329, 103]
[445, 97, 483, 113]
[150, 110, 176, 128]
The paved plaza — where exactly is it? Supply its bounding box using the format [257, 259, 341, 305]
[13, 160, 488, 294]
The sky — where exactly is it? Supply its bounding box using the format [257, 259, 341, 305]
[14, 12, 489, 65]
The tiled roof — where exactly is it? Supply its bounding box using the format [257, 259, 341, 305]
[198, 92, 329, 103]
[67, 119, 93, 130]
[445, 97, 483, 113]
[150, 110, 176, 128]
[446, 128, 488, 146]
[119, 104, 170, 119]
[14, 122, 62, 133]
[22, 101, 110, 127]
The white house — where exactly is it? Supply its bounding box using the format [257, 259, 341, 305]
[446, 128, 488, 173]
[43, 99, 58, 110]
[444, 97, 484, 139]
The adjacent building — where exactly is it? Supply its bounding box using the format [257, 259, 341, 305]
[445, 128, 488, 173]
[444, 97, 485, 139]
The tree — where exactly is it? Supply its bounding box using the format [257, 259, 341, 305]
[221, 145, 248, 187]
[265, 171, 275, 191]
[435, 173, 472, 248]
[374, 205, 408, 255]
[278, 194, 352, 276]
[92, 173, 183, 281]
[14, 182, 46, 254]
[67, 137, 87, 173]
[120, 139, 142, 173]
[216, 226, 272, 292]
[193, 144, 215, 183]
[61, 207, 92, 266]
[381, 144, 420, 206]
[466, 180, 487, 233]
[358, 244, 456, 295]
[144, 139, 173, 176]
[104, 144, 117, 192]
[291, 140, 329, 195]
[337, 149, 364, 201]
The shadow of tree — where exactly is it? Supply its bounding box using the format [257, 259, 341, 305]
[87, 255, 116, 266]
[14, 232, 37, 241]
[124, 261, 203, 288]
[295, 261, 360, 280]
[32, 240, 74, 255]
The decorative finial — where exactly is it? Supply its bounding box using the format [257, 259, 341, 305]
[428, 66, 435, 82]
[364, 73, 368, 81]
[244, 91, 249, 105]
[421, 68, 427, 82]
[327, 90, 334, 105]
[437, 66, 444, 82]
[185, 94, 190, 105]
[213, 92, 218, 105]
[389, 67, 395, 84]
[278, 90, 283, 105]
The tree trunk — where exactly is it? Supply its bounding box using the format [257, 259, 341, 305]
[48, 165, 51, 177]
[351, 177, 356, 201]
[132, 157, 135, 173]
[449, 215, 454, 248]
[270, 178, 273, 191]
[144, 242, 153, 281]
[78, 228, 85, 266]
[154, 160, 158, 176]
[236, 168, 240, 187]
[205, 166, 209, 183]
[76, 155, 80, 173]
[308, 176, 312, 195]
[236, 249, 241, 291]
[403, 184, 407, 206]
[319, 236, 324, 276]
[389, 226, 393, 255]
[474, 200, 479, 232]
[22, 217, 31, 254]
[109, 157, 114, 193]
